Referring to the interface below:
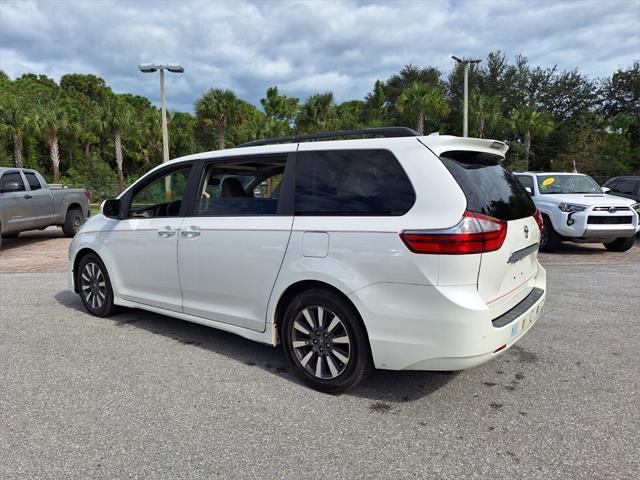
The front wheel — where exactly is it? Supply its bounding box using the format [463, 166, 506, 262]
[603, 236, 635, 252]
[76, 253, 119, 317]
[281, 290, 373, 393]
[540, 216, 562, 252]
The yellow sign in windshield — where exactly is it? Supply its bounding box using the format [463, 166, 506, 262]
[542, 177, 555, 186]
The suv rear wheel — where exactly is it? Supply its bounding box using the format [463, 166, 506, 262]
[281, 289, 373, 393]
[603, 236, 635, 252]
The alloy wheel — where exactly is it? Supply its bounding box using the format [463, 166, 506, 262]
[81, 262, 107, 310]
[290, 305, 351, 379]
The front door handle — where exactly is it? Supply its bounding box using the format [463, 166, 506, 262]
[24, 194, 32, 199]
[158, 226, 176, 238]
[181, 226, 201, 238]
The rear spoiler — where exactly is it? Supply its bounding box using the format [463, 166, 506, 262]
[418, 135, 509, 159]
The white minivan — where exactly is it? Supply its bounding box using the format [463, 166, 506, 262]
[69, 128, 546, 392]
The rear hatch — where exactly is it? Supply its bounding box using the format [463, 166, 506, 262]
[440, 151, 540, 305]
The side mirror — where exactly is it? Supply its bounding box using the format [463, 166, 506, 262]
[0, 181, 22, 193]
[525, 186, 533, 195]
[102, 199, 122, 219]
[601, 187, 610, 193]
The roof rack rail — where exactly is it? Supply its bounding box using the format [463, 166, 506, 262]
[235, 127, 419, 148]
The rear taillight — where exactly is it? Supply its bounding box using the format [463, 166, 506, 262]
[400, 211, 508, 255]
[533, 209, 544, 232]
[84, 190, 91, 200]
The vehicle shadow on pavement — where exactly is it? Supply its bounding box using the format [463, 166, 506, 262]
[54, 290, 455, 402]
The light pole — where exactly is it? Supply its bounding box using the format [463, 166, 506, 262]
[138, 63, 184, 163]
[452, 56, 481, 137]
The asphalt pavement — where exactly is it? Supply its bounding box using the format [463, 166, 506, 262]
[1, 262, 639, 479]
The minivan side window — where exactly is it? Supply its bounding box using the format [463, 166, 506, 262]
[0, 172, 26, 192]
[294, 149, 415, 216]
[194, 157, 287, 216]
[129, 167, 192, 218]
[24, 172, 42, 190]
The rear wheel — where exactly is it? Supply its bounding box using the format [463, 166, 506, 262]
[76, 253, 118, 317]
[540, 216, 562, 252]
[62, 208, 85, 237]
[603, 236, 635, 252]
[281, 290, 373, 393]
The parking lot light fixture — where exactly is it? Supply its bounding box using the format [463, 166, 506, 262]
[452, 56, 482, 137]
[138, 63, 184, 163]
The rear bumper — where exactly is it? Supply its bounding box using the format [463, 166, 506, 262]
[349, 263, 546, 371]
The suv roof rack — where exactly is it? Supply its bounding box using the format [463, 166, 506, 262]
[235, 127, 419, 148]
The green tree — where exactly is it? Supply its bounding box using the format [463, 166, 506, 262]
[469, 93, 503, 138]
[363, 80, 388, 126]
[296, 92, 338, 133]
[29, 99, 75, 183]
[397, 82, 449, 135]
[0, 93, 30, 167]
[510, 105, 554, 170]
[104, 98, 134, 191]
[260, 86, 299, 137]
[195, 88, 245, 150]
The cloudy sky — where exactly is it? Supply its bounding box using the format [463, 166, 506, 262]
[1, 0, 638, 112]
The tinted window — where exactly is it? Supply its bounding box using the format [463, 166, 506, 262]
[195, 158, 286, 216]
[25, 172, 42, 190]
[295, 150, 415, 215]
[0, 172, 26, 192]
[129, 167, 192, 218]
[618, 180, 638, 195]
[441, 152, 536, 221]
[516, 175, 534, 193]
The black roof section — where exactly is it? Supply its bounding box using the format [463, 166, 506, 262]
[235, 127, 420, 148]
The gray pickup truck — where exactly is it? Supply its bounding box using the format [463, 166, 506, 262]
[0, 167, 90, 248]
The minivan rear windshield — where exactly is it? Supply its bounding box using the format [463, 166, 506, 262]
[440, 151, 536, 221]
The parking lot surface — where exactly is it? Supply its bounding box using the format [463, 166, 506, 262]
[1, 236, 639, 479]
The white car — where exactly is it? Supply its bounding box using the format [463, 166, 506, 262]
[69, 128, 546, 392]
[514, 172, 640, 252]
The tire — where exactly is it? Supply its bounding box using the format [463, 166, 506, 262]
[62, 208, 85, 237]
[281, 289, 373, 393]
[603, 236, 635, 252]
[1, 232, 20, 239]
[540, 216, 562, 252]
[76, 253, 119, 317]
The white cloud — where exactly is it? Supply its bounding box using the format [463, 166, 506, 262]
[1, 0, 638, 112]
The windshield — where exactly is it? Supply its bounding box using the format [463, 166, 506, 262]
[536, 175, 602, 195]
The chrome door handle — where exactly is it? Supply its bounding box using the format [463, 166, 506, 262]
[158, 226, 176, 238]
[181, 226, 201, 238]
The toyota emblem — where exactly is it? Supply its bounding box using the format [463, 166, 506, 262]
[524, 225, 530, 238]
[608, 207, 616, 213]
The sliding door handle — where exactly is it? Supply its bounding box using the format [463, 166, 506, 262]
[158, 226, 176, 238]
[181, 226, 201, 238]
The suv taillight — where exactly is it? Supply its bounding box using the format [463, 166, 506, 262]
[533, 209, 544, 232]
[83, 190, 92, 200]
[400, 211, 508, 255]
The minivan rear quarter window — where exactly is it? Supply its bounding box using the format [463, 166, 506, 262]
[441, 151, 536, 221]
[295, 149, 415, 215]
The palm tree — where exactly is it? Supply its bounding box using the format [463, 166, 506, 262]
[105, 99, 134, 191]
[0, 94, 30, 167]
[397, 82, 449, 135]
[29, 101, 73, 183]
[510, 105, 553, 170]
[296, 92, 337, 133]
[469, 93, 503, 138]
[195, 89, 244, 150]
